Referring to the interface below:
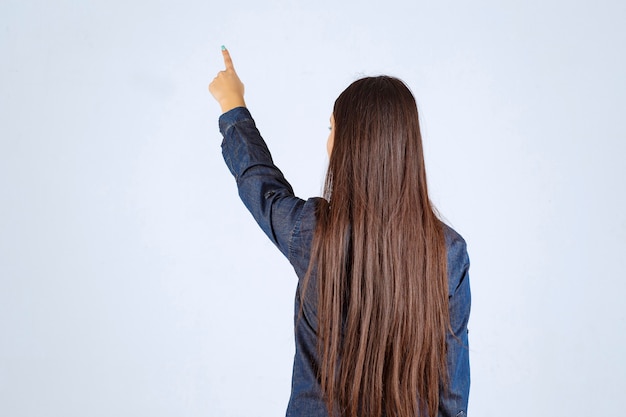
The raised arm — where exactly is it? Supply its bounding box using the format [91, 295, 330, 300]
[209, 48, 318, 274]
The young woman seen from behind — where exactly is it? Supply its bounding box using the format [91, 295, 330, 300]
[209, 47, 471, 417]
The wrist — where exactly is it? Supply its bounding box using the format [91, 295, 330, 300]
[220, 97, 246, 113]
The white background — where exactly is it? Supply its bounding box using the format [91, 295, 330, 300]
[1, 0, 625, 415]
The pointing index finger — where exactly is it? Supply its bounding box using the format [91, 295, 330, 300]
[221, 46, 235, 71]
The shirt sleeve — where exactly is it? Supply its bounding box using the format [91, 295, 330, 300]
[219, 106, 312, 265]
[439, 230, 471, 416]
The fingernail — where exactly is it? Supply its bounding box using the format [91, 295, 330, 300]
[221, 45, 226, 51]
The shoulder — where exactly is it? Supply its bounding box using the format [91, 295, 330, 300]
[288, 197, 326, 279]
[442, 222, 467, 258]
[291, 197, 324, 250]
[441, 222, 470, 296]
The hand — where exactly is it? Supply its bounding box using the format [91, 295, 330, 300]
[209, 47, 246, 113]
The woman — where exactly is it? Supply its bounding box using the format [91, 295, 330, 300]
[209, 47, 471, 417]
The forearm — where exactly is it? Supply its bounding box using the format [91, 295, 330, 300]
[219, 107, 304, 258]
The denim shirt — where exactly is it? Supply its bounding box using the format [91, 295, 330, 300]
[219, 107, 471, 417]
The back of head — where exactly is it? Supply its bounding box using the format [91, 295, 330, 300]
[310, 76, 450, 417]
[329, 76, 428, 221]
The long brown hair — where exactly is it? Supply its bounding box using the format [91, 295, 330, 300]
[305, 76, 449, 417]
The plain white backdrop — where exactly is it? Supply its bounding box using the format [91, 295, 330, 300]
[1, 0, 625, 415]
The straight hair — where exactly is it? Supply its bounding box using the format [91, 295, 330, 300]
[304, 76, 450, 417]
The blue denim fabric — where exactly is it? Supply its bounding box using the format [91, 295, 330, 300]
[219, 107, 471, 417]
